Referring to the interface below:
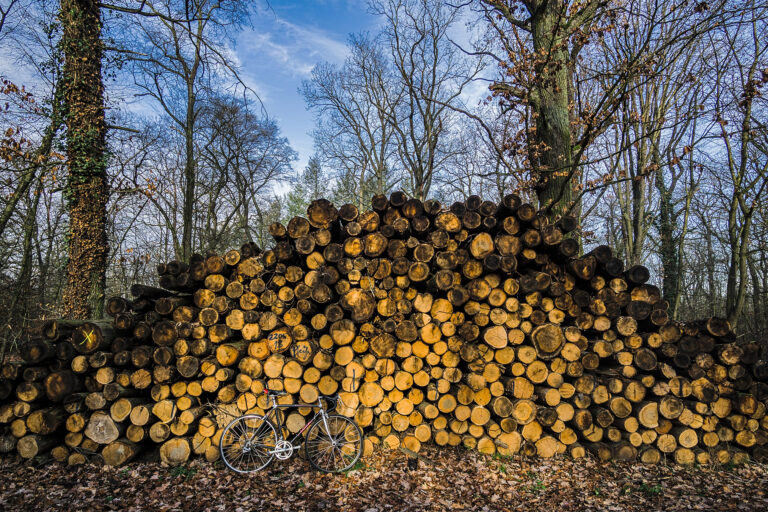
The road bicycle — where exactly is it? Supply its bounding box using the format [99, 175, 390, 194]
[219, 388, 363, 473]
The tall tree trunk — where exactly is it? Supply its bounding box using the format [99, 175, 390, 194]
[0, 87, 63, 240]
[376, 163, 386, 197]
[656, 167, 679, 314]
[760, 249, 768, 337]
[181, 91, 196, 261]
[629, 146, 648, 266]
[530, 4, 573, 219]
[36, 196, 62, 312]
[0, 178, 43, 364]
[726, 214, 751, 329]
[748, 252, 763, 336]
[704, 220, 717, 317]
[60, 0, 108, 319]
[358, 163, 366, 211]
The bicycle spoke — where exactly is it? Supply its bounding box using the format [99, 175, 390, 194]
[249, 420, 271, 440]
[305, 415, 361, 473]
[221, 416, 276, 473]
[247, 447, 259, 469]
[226, 445, 245, 465]
[235, 419, 248, 439]
[318, 442, 333, 468]
[223, 412, 360, 473]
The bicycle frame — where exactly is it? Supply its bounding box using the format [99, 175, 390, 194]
[218, 390, 363, 473]
[261, 394, 334, 454]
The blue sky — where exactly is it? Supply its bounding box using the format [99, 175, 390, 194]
[0, 0, 479, 180]
[0, 1, 377, 182]
[237, 1, 379, 175]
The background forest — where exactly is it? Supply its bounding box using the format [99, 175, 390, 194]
[0, 0, 766, 354]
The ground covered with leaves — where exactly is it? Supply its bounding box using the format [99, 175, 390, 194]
[1, 447, 767, 511]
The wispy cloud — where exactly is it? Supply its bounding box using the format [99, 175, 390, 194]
[240, 14, 349, 78]
[233, 2, 374, 175]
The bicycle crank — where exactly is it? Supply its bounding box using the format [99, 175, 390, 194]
[271, 440, 294, 460]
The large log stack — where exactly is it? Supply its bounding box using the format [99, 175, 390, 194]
[2, 191, 768, 468]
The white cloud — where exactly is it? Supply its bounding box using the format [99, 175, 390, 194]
[278, 18, 349, 63]
[239, 15, 349, 78]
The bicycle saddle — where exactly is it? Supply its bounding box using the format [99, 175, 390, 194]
[263, 388, 287, 396]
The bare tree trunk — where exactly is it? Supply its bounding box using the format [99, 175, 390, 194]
[672, 188, 693, 320]
[759, 247, 768, 339]
[0, 88, 63, 240]
[358, 163, 366, 212]
[35, 194, 62, 313]
[726, 213, 751, 328]
[717, 3, 766, 330]
[0, 178, 42, 364]
[181, 85, 196, 261]
[748, 252, 763, 336]
[703, 219, 718, 318]
[60, 0, 108, 319]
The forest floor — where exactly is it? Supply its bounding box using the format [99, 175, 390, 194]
[1, 446, 767, 511]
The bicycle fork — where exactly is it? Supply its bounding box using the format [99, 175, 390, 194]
[319, 399, 331, 436]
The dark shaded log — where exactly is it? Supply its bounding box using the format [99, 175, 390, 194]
[20, 339, 54, 364]
[106, 296, 131, 317]
[44, 371, 83, 402]
[706, 317, 730, 337]
[131, 284, 174, 299]
[71, 321, 115, 354]
[625, 265, 650, 285]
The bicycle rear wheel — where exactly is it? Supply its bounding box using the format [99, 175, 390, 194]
[220, 414, 277, 473]
[304, 414, 363, 473]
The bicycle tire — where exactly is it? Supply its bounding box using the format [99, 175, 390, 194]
[304, 414, 363, 473]
[220, 414, 277, 473]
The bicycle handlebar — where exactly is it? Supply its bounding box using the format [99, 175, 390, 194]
[319, 394, 338, 411]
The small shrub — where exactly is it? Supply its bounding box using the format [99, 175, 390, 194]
[171, 465, 197, 479]
[639, 482, 662, 496]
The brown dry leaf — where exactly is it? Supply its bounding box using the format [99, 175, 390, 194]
[2, 448, 768, 511]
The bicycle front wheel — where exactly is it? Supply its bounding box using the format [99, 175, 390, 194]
[220, 414, 277, 473]
[305, 414, 363, 473]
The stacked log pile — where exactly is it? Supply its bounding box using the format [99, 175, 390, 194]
[1, 191, 768, 468]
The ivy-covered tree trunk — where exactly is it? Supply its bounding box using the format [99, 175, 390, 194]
[655, 167, 680, 316]
[529, 4, 574, 219]
[60, 0, 108, 319]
